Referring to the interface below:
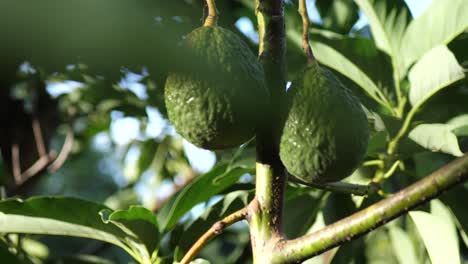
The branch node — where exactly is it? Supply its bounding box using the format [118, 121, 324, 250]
[213, 221, 226, 235]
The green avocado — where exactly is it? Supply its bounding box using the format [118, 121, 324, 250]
[279, 63, 369, 183]
[165, 26, 268, 150]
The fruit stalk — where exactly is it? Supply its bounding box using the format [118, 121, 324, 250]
[298, 0, 315, 63]
[203, 0, 218, 27]
[271, 154, 468, 264]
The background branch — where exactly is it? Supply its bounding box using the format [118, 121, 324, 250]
[272, 154, 468, 264]
[8, 125, 74, 197]
[31, 117, 48, 157]
[47, 126, 74, 173]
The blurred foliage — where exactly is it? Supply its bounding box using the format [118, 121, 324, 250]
[0, 0, 467, 264]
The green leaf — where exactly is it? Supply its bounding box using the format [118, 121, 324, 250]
[441, 186, 468, 243]
[453, 126, 468, 137]
[0, 197, 129, 252]
[388, 225, 418, 264]
[310, 41, 389, 108]
[354, 0, 411, 78]
[448, 114, 468, 136]
[286, 26, 391, 108]
[330, 238, 365, 264]
[410, 209, 460, 264]
[448, 114, 468, 129]
[366, 131, 388, 156]
[283, 191, 323, 238]
[322, 194, 363, 264]
[0, 245, 27, 264]
[49, 255, 114, 264]
[412, 152, 451, 178]
[408, 45, 465, 107]
[190, 259, 210, 264]
[400, 0, 468, 74]
[158, 164, 251, 231]
[101, 206, 159, 255]
[137, 139, 159, 177]
[174, 191, 251, 256]
[316, 0, 359, 34]
[323, 193, 357, 224]
[311, 29, 395, 99]
[174, 258, 212, 264]
[409, 124, 463, 157]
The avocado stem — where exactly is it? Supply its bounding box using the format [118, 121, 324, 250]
[203, 0, 218, 27]
[298, 0, 315, 64]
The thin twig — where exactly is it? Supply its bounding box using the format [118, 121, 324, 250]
[20, 155, 51, 183]
[373, 160, 401, 183]
[8, 125, 74, 196]
[48, 126, 74, 173]
[203, 0, 218, 27]
[11, 144, 22, 184]
[362, 160, 384, 167]
[12, 116, 53, 185]
[298, 0, 315, 63]
[31, 117, 47, 157]
[180, 207, 249, 264]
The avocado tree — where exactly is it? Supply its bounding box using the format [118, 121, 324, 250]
[1, 0, 468, 263]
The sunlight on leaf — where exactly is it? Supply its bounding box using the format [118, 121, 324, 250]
[409, 45, 465, 107]
[410, 209, 460, 264]
[0, 197, 130, 253]
[448, 114, 468, 136]
[409, 124, 463, 157]
[400, 0, 468, 74]
[158, 164, 251, 231]
[100, 206, 159, 254]
[388, 225, 419, 264]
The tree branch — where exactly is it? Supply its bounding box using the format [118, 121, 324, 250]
[252, 0, 287, 262]
[272, 154, 468, 264]
[180, 206, 249, 264]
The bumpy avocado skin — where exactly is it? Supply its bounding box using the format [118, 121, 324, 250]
[165, 26, 267, 150]
[280, 64, 369, 183]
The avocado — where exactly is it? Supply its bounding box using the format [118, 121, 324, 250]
[165, 26, 267, 150]
[280, 63, 368, 183]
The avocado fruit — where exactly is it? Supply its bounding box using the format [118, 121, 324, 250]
[280, 63, 369, 183]
[165, 26, 267, 150]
